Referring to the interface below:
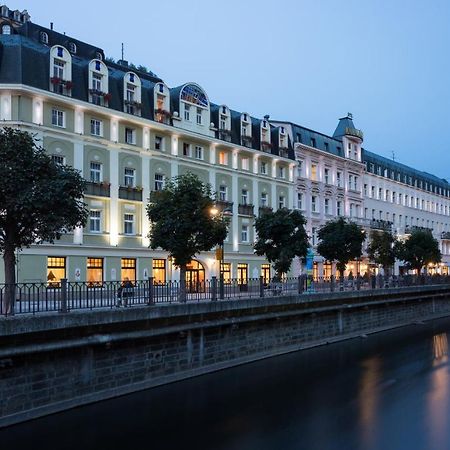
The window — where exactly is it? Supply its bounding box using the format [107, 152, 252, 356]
[125, 127, 135, 145]
[121, 258, 136, 282]
[68, 42, 77, 54]
[325, 198, 330, 215]
[89, 210, 101, 233]
[241, 157, 249, 171]
[297, 193, 303, 210]
[311, 164, 317, 181]
[196, 107, 202, 124]
[184, 104, 190, 121]
[87, 258, 103, 286]
[154, 173, 164, 191]
[47, 257, 66, 287]
[297, 161, 303, 177]
[2, 24, 11, 35]
[279, 166, 285, 178]
[324, 142, 329, 152]
[324, 168, 330, 184]
[51, 108, 65, 127]
[219, 185, 227, 201]
[296, 133, 302, 143]
[241, 189, 248, 205]
[124, 168, 135, 187]
[337, 201, 342, 216]
[364, 184, 368, 196]
[90, 162, 102, 183]
[371, 186, 375, 198]
[183, 143, 191, 157]
[155, 136, 163, 151]
[219, 151, 228, 165]
[92, 73, 102, 91]
[124, 214, 134, 235]
[90, 119, 102, 136]
[53, 59, 65, 79]
[278, 196, 285, 209]
[125, 83, 136, 114]
[312, 227, 317, 246]
[51, 155, 65, 166]
[40, 31, 48, 44]
[378, 188, 382, 200]
[311, 195, 317, 212]
[153, 259, 166, 284]
[260, 161, 267, 175]
[261, 192, 268, 207]
[220, 115, 227, 130]
[241, 225, 249, 243]
[310, 138, 316, 147]
[195, 145, 203, 160]
[350, 203, 354, 217]
[337, 172, 342, 187]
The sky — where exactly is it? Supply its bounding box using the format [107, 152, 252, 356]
[11, 0, 450, 179]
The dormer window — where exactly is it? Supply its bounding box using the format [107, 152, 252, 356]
[123, 72, 141, 116]
[40, 31, 48, 44]
[89, 59, 109, 106]
[95, 51, 103, 61]
[68, 42, 77, 54]
[218, 105, 231, 142]
[240, 113, 252, 147]
[50, 46, 72, 96]
[261, 120, 271, 152]
[154, 83, 170, 124]
[159, 84, 164, 93]
[179, 83, 210, 130]
[1, 24, 11, 35]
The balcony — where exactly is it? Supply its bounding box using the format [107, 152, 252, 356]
[405, 225, 433, 234]
[119, 186, 143, 201]
[442, 232, 450, 240]
[241, 136, 253, 148]
[154, 108, 171, 124]
[218, 129, 232, 142]
[259, 206, 273, 216]
[345, 127, 364, 140]
[370, 219, 393, 232]
[279, 147, 289, 158]
[261, 141, 272, 153]
[84, 181, 110, 197]
[238, 204, 254, 216]
[216, 200, 234, 213]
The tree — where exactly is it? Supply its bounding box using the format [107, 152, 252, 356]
[146, 173, 227, 302]
[0, 128, 88, 313]
[317, 218, 365, 278]
[367, 229, 397, 275]
[395, 229, 441, 274]
[254, 209, 309, 280]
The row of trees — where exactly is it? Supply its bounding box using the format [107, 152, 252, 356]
[0, 129, 444, 307]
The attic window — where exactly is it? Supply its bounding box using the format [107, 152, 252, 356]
[222, 106, 226, 114]
[159, 83, 164, 93]
[68, 42, 77, 54]
[40, 31, 48, 44]
[130, 73, 135, 83]
[95, 51, 103, 61]
[1, 24, 11, 35]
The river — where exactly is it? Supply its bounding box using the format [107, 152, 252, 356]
[2, 318, 450, 450]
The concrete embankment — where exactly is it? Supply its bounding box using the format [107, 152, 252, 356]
[1, 285, 450, 428]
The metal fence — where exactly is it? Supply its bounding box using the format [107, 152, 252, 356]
[1, 274, 449, 317]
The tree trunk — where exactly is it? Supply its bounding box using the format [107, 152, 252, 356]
[179, 265, 187, 303]
[3, 244, 16, 315]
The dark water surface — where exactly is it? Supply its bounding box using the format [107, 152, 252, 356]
[3, 319, 450, 450]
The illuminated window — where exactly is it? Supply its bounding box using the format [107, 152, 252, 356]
[121, 258, 136, 282]
[237, 263, 248, 285]
[220, 262, 231, 283]
[87, 258, 103, 286]
[219, 151, 228, 165]
[311, 164, 317, 181]
[47, 257, 66, 287]
[153, 259, 166, 284]
[261, 264, 271, 285]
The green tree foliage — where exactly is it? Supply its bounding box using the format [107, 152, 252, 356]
[367, 229, 397, 275]
[146, 173, 227, 301]
[395, 229, 441, 274]
[0, 128, 87, 312]
[317, 218, 365, 277]
[254, 209, 308, 279]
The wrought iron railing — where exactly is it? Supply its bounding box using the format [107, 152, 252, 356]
[1, 275, 449, 317]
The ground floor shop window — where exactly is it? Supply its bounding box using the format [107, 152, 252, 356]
[237, 263, 248, 288]
[121, 258, 136, 282]
[47, 257, 66, 287]
[261, 264, 271, 285]
[313, 261, 319, 281]
[87, 258, 103, 286]
[220, 262, 231, 283]
[323, 262, 332, 280]
[153, 259, 166, 284]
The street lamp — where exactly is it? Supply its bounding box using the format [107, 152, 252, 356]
[211, 205, 233, 299]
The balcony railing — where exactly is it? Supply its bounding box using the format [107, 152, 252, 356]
[442, 232, 450, 240]
[259, 206, 273, 216]
[241, 136, 253, 148]
[216, 200, 234, 213]
[84, 181, 110, 197]
[261, 141, 272, 153]
[119, 186, 143, 201]
[218, 129, 232, 142]
[238, 204, 254, 216]
[279, 147, 289, 158]
[405, 225, 433, 234]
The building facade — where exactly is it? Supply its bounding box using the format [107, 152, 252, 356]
[0, 7, 296, 285]
[0, 6, 449, 284]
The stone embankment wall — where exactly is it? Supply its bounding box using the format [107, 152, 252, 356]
[1, 285, 450, 427]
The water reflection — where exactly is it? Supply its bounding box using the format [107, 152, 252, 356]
[427, 333, 449, 450]
[358, 356, 382, 450]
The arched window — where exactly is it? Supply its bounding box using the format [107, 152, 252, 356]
[49, 46, 72, 96]
[95, 51, 103, 61]
[218, 105, 231, 142]
[240, 113, 252, 147]
[68, 42, 77, 54]
[123, 72, 141, 116]
[180, 84, 208, 108]
[89, 59, 109, 106]
[260, 119, 271, 151]
[179, 83, 210, 130]
[40, 31, 48, 44]
[154, 82, 170, 124]
[1, 24, 11, 35]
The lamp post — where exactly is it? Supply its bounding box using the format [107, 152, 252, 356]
[211, 206, 233, 299]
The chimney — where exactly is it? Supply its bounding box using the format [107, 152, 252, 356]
[50, 22, 53, 30]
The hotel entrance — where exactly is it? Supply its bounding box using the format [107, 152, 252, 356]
[185, 260, 205, 293]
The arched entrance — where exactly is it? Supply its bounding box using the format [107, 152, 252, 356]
[185, 260, 206, 293]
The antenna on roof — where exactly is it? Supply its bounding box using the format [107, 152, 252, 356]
[121, 43, 124, 62]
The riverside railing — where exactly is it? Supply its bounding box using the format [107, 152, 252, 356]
[1, 274, 449, 317]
